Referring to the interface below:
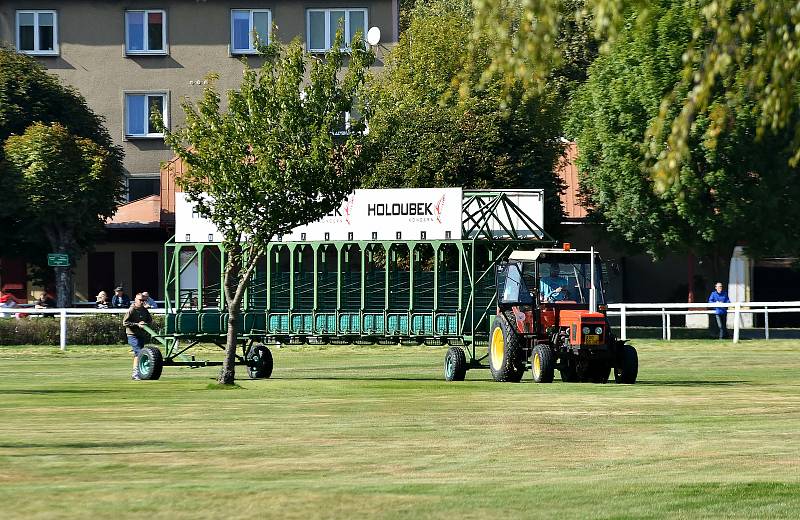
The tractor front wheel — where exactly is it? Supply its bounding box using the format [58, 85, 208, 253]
[559, 355, 579, 382]
[589, 362, 611, 384]
[488, 317, 524, 382]
[137, 346, 163, 380]
[444, 346, 467, 381]
[531, 344, 555, 383]
[614, 344, 638, 384]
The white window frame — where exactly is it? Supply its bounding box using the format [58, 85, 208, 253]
[125, 9, 168, 55]
[230, 9, 272, 55]
[306, 8, 368, 53]
[124, 92, 168, 139]
[15, 10, 59, 56]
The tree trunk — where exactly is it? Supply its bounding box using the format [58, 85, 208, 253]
[54, 265, 73, 308]
[219, 256, 242, 385]
[217, 243, 262, 385]
[45, 227, 74, 308]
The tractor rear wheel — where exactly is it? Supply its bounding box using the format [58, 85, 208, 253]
[137, 346, 163, 380]
[488, 317, 524, 382]
[247, 344, 273, 379]
[614, 344, 638, 384]
[444, 346, 467, 381]
[531, 344, 555, 383]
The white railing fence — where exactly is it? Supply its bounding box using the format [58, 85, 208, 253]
[607, 301, 800, 343]
[3, 301, 799, 349]
[0, 307, 165, 351]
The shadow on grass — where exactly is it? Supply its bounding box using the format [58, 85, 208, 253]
[0, 440, 172, 450]
[635, 380, 749, 386]
[0, 388, 115, 395]
[268, 376, 439, 381]
[283, 363, 430, 372]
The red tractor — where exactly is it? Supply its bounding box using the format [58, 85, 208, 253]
[486, 247, 638, 384]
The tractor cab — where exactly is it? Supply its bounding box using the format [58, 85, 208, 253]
[498, 248, 606, 313]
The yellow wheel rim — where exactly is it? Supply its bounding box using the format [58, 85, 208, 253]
[533, 352, 541, 379]
[491, 327, 504, 371]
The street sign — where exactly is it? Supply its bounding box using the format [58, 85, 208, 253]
[47, 254, 69, 267]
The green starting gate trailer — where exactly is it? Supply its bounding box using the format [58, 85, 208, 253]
[142, 189, 554, 379]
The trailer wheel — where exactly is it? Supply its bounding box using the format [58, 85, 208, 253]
[137, 346, 163, 380]
[614, 344, 638, 384]
[444, 346, 467, 381]
[488, 317, 524, 382]
[247, 344, 273, 379]
[531, 344, 555, 383]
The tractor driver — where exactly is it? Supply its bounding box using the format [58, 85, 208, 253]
[540, 262, 569, 302]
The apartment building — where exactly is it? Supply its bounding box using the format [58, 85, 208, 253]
[0, 1, 398, 301]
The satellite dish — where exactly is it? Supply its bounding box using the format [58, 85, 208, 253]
[367, 26, 381, 46]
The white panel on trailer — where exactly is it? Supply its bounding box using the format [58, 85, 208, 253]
[175, 188, 462, 243]
[174, 188, 545, 243]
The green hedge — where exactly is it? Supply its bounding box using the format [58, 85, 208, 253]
[0, 315, 164, 345]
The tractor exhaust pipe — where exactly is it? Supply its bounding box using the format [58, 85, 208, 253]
[590, 246, 597, 314]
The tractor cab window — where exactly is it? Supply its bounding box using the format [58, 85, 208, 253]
[498, 262, 533, 305]
[538, 255, 605, 306]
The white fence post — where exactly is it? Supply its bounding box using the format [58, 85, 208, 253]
[733, 303, 741, 343]
[661, 308, 666, 340]
[620, 304, 627, 340]
[59, 310, 67, 351]
[666, 312, 672, 341]
[764, 306, 769, 340]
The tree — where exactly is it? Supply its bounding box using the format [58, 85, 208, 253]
[4, 123, 124, 307]
[0, 48, 124, 302]
[162, 37, 373, 385]
[566, 1, 800, 266]
[362, 0, 565, 232]
[470, 0, 800, 186]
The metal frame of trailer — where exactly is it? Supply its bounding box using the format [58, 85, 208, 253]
[147, 190, 555, 370]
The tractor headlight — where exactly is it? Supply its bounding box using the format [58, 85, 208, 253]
[595, 326, 603, 335]
[582, 326, 590, 335]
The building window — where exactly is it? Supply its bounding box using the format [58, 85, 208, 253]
[16, 10, 58, 55]
[334, 101, 367, 135]
[125, 10, 167, 54]
[125, 92, 167, 138]
[128, 176, 161, 202]
[231, 9, 271, 54]
[306, 9, 367, 52]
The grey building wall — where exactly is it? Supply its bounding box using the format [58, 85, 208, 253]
[0, 0, 396, 181]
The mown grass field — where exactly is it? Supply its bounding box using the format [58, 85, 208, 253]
[1, 339, 799, 519]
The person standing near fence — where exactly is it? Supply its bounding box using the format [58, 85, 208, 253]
[95, 291, 110, 309]
[123, 293, 152, 380]
[708, 282, 731, 339]
[112, 286, 131, 308]
[141, 291, 157, 309]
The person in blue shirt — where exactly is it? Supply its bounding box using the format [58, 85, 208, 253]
[540, 263, 570, 302]
[708, 282, 731, 339]
[112, 286, 131, 308]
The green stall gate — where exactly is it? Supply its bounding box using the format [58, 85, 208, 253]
[147, 190, 554, 374]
